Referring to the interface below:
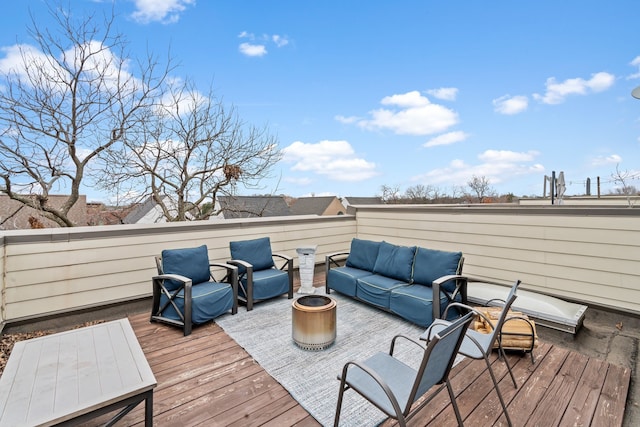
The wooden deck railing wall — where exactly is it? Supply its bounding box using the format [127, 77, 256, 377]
[1, 204, 638, 325]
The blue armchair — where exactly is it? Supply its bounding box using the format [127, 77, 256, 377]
[151, 244, 238, 336]
[229, 237, 293, 310]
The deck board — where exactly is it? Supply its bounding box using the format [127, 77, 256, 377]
[79, 280, 629, 427]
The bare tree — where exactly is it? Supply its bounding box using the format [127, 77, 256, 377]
[0, 3, 170, 226]
[611, 164, 638, 208]
[97, 79, 282, 221]
[467, 175, 495, 203]
[379, 184, 401, 203]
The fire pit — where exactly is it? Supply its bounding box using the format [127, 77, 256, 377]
[292, 295, 337, 351]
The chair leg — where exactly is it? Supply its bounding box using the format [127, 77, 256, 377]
[334, 380, 346, 427]
[499, 346, 518, 388]
[446, 381, 464, 427]
[483, 354, 513, 427]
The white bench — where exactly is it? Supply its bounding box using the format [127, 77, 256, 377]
[467, 281, 587, 334]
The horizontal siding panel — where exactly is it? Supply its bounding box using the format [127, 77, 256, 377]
[2, 207, 639, 322]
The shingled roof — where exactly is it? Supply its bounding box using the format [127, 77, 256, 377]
[289, 196, 346, 216]
[218, 195, 291, 219]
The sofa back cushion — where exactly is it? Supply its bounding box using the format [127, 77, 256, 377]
[345, 238, 381, 271]
[162, 244, 211, 291]
[230, 237, 275, 274]
[413, 247, 463, 290]
[372, 241, 416, 282]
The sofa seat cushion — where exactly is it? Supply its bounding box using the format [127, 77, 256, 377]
[345, 238, 381, 271]
[356, 274, 408, 309]
[327, 266, 374, 297]
[389, 284, 463, 327]
[372, 242, 417, 283]
[412, 247, 463, 292]
[239, 268, 290, 301]
[160, 281, 234, 324]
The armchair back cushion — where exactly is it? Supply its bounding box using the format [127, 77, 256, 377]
[230, 237, 275, 274]
[345, 238, 380, 271]
[161, 244, 211, 291]
[412, 247, 462, 292]
[372, 241, 416, 282]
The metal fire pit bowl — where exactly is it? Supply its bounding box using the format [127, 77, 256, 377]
[292, 295, 337, 351]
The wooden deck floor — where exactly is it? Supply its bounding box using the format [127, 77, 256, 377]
[88, 306, 630, 427]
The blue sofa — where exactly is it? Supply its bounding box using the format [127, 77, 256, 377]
[325, 238, 467, 327]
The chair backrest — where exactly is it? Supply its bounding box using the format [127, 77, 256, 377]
[485, 279, 522, 350]
[411, 312, 474, 404]
[159, 245, 211, 291]
[229, 237, 275, 273]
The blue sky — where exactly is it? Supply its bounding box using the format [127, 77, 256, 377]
[2, 0, 640, 202]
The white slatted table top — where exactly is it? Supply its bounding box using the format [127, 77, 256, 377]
[0, 318, 156, 427]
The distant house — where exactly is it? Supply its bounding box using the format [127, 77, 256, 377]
[123, 196, 196, 224]
[341, 196, 383, 208]
[289, 196, 346, 216]
[0, 194, 88, 229]
[217, 195, 291, 219]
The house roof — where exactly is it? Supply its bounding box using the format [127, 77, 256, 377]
[342, 196, 383, 206]
[218, 195, 291, 219]
[289, 196, 339, 216]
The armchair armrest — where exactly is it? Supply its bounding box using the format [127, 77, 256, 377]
[432, 274, 468, 321]
[209, 262, 239, 315]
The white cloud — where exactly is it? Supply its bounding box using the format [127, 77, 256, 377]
[591, 154, 622, 166]
[238, 32, 289, 57]
[478, 149, 539, 163]
[427, 87, 458, 101]
[424, 131, 469, 148]
[354, 90, 459, 136]
[131, 0, 195, 24]
[493, 95, 529, 115]
[239, 43, 267, 57]
[334, 115, 359, 124]
[628, 56, 640, 80]
[272, 35, 289, 47]
[412, 149, 543, 187]
[533, 72, 615, 105]
[282, 140, 378, 182]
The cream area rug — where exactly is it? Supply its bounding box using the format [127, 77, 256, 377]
[216, 289, 432, 426]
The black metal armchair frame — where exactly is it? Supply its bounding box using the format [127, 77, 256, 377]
[228, 254, 293, 311]
[151, 257, 238, 336]
[334, 312, 474, 427]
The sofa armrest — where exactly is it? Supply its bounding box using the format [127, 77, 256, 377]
[432, 274, 468, 321]
[325, 252, 350, 294]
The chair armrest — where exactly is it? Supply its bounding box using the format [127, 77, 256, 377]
[325, 252, 349, 271]
[325, 252, 350, 294]
[389, 334, 425, 355]
[273, 252, 293, 262]
[272, 253, 294, 273]
[228, 259, 253, 270]
[432, 274, 468, 321]
[153, 273, 192, 284]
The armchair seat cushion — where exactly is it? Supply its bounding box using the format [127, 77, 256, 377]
[160, 281, 234, 324]
[239, 268, 290, 301]
[326, 266, 374, 297]
[356, 274, 408, 309]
